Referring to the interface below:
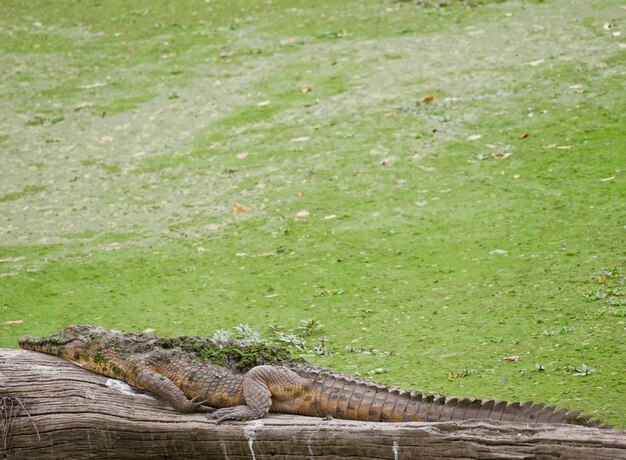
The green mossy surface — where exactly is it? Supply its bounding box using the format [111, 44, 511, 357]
[157, 336, 295, 371]
[0, 0, 624, 426]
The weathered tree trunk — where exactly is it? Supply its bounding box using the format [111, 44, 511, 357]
[1, 349, 624, 460]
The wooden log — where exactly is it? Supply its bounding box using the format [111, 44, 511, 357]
[1, 349, 624, 460]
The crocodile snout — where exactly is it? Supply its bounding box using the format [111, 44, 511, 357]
[18, 335, 36, 349]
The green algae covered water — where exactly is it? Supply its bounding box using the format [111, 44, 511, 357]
[0, 0, 624, 427]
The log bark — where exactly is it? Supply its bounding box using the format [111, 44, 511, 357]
[1, 349, 624, 460]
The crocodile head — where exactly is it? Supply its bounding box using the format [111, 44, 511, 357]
[18, 325, 115, 362]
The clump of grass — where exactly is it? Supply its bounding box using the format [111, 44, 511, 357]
[210, 321, 328, 356]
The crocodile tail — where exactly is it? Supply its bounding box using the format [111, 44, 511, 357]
[311, 370, 414, 422]
[348, 391, 479, 422]
[397, 396, 607, 427]
[306, 369, 441, 422]
[296, 366, 606, 426]
[398, 397, 581, 424]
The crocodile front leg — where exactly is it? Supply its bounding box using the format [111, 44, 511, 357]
[207, 365, 308, 423]
[135, 364, 215, 413]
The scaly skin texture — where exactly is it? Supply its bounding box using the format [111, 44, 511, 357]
[18, 326, 606, 426]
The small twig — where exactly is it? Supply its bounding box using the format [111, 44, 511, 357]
[15, 397, 41, 441]
[1, 396, 17, 453]
[0, 395, 40, 454]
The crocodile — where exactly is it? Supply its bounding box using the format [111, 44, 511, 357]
[18, 325, 605, 426]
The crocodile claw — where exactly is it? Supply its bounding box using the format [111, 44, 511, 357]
[206, 406, 264, 424]
[190, 395, 215, 413]
[197, 406, 216, 414]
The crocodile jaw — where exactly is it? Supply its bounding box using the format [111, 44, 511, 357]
[18, 325, 105, 360]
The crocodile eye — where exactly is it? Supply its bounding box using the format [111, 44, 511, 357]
[56, 336, 76, 345]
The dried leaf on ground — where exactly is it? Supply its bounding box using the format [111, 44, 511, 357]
[233, 203, 251, 214]
[280, 36, 298, 45]
[380, 156, 398, 166]
[80, 82, 107, 89]
[295, 210, 309, 219]
[504, 355, 520, 361]
[74, 102, 93, 111]
[0, 257, 25, 263]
